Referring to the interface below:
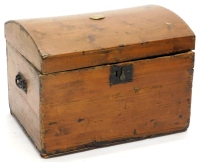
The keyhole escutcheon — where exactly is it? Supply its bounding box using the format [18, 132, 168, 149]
[110, 64, 133, 86]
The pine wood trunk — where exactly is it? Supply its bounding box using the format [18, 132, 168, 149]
[5, 5, 195, 158]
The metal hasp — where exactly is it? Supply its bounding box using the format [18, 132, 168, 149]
[110, 65, 133, 85]
[15, 72, 27, 93]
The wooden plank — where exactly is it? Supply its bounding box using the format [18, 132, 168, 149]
[40, 51, 194, 156]
[7, 43, 41, 151]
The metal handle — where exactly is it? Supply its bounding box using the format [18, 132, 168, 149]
[15, 72, 27, 93]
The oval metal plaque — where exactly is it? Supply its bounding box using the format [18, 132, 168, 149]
[89, 15, 105, 20]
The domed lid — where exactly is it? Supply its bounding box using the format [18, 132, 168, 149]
[5, 5, 195, 74]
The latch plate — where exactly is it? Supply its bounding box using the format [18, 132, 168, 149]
[110, 64, 133, 86]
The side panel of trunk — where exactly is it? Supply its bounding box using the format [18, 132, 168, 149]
[7, 43, 41, 151]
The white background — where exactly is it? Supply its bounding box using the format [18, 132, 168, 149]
[0, 0, 200, 161]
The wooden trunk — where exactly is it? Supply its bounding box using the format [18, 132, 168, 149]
[5, 5, 195, 158]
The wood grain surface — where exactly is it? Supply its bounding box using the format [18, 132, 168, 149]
[7, 43, 41, 151]
[40, 51, 194, 157]
[5, 5, 195, 74]
[5, 5, 195, 158]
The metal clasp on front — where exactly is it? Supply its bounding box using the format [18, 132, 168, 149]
[110, 64, 133, 86]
